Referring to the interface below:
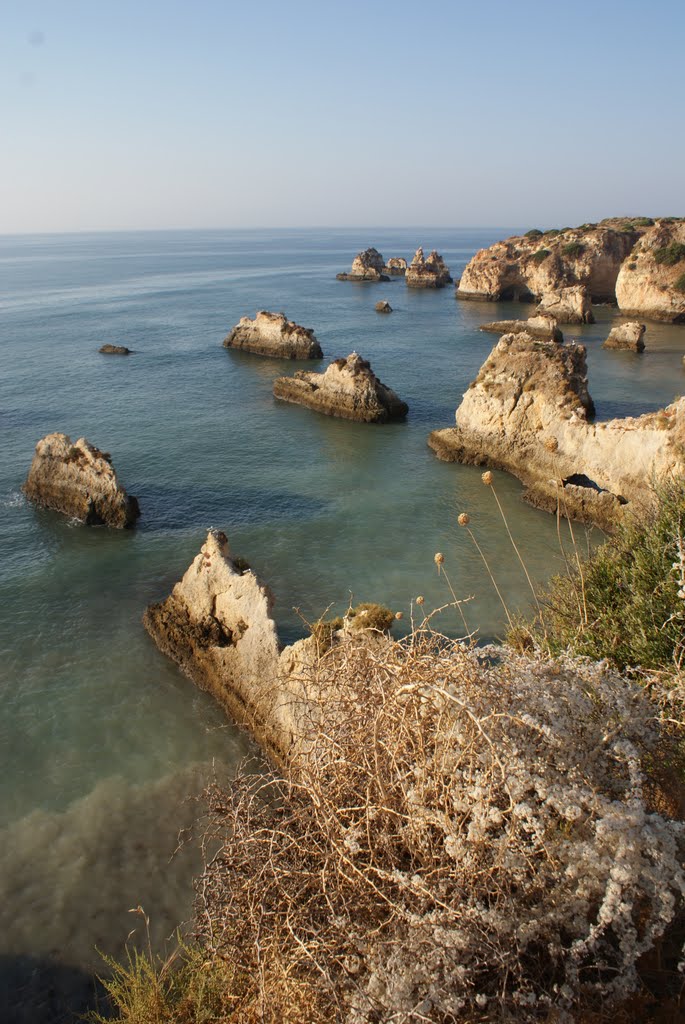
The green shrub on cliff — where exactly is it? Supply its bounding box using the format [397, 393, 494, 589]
[561, 241, 585, 258]
[530, 248, 551, 264]
[523, 480, 685, 671]
[524, 228, 543, 239]
[675, 272, 685, 293]
[654, 242, 685, 266]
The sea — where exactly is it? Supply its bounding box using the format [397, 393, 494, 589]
[2, 227, 684, 1021]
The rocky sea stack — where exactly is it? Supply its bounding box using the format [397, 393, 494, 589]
[23, 433, 140, 528]
[405, 247, 452, 288]
[273, 352, 408, 422]
[480, 313, 563, 342]
[428, 332, 685, 529]
[336, 247, 389, 282]
[456, 217, 685, 323]
[223, 310, 323, 359]
[602, 321, 646, 352]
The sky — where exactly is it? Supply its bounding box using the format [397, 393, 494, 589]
[1, 0, 683, 233]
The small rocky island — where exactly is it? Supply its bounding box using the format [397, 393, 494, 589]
[223, 310, 323, 359]
[273, 352, 408, 422]
[480, 313, 563, 341]
[428, 332, 685, 529]
[99, 344, 132, 355]
[456, 217, 685, 323]
[405, 248, 452, 288]
[602, 321, 646, 352]
[23, 433, 140, 528]
[336, 248, 390, 282]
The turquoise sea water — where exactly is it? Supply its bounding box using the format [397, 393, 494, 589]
[2, 228, 685, 1020]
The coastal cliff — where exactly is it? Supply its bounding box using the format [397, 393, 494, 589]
[615, 221, 685, 322]
[456, 218, 685, 322]
[273, 352, 408, 422]
[223, 311, 323, 359]
[23, 433, 140, 528]
[428, 332, 685, 528]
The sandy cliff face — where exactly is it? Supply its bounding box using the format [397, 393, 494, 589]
[428, 333, 685, 528]
[273, 352, 408, 422]
[23, 433, 140, 528]
[615, 221, 685, 322]
[223, 311, 323, 359]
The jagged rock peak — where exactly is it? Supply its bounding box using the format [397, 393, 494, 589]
[223, 310, 323, 359]
[428, 331, 685, 529]
[406, 247, 452, 289]
[23, 433, 140, 528]
[273, 351, 408, 422]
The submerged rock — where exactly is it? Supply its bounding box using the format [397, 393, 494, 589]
[23, 433, 140, 528]
[602, 321, 646, 352]
[337, 247, 389, 282]
[223, 310, 322, 359]
[273, 352, 408, 422]
[480, 314, 563, 342]
[99, 344, 132, 355]
[428, 332, 685, 529]
[536, 285, 594, 324]
[405, 247, 452, 289]
[615, 220, 685, 322]
[375, 300, 393, 314]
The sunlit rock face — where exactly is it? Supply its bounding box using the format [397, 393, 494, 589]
[223, 310, 323, 359]
[273, 352, 408, 423]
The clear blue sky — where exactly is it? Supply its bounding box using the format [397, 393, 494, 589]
[1, 0, 683, 233]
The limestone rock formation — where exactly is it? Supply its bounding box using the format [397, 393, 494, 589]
[602, 321, 646, 352]
[23, 433, 140, 528]
[615, 221, 685, 322]
[428, 332, 685, 529]
[480, 314, 563, 342]
[273, 352, 408, 422]
[223, 311, 323, 360]
[537, 285, 594, 324]
[456, 221, 646, 309]
[336, 247, 389, 282]
[375, 300, 392, 314]
[406, 248, 453, 289]
[143, 530, 393, 765]
[99, 344, 131, 355]
[384, 257, 407, 276]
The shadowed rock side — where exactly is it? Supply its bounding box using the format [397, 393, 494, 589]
[405, 247, 452, 288]
[143, 530, 391, 766]
[615, 221, 685, 322]
[480, 314, 563, 342]
[375, 300, 392, 314]
[337, 247, 389, 282]
[602, 321, 646, 352]
[223, 311, 323, 359]
[428, 332, 685, 530]
[23, 433, 140, 528]
[273, 352, 408, 422]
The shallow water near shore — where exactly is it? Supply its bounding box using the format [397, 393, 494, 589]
[2, 227, 685, 1020]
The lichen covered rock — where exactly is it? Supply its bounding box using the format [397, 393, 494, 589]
[602, 321, 646, 352]
[337, 247, 389, 282]
[223, 311, 322, 359]
[23, 433, 140, 528]
[405, 247, 452, 289]
[428, 332, 685, 528]
[273, 352, 408, 422]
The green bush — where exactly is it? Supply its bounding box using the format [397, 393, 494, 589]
[654, 242, 685, 266]
[530, 481, 685, 671]
[524, 228, 543, 239]
[530, 248, 551, 264]
[675, 272, 685, 293]
[561, 241, 584, 258]
[632, 217, 655, 227]
[543, 228, 561, 238]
